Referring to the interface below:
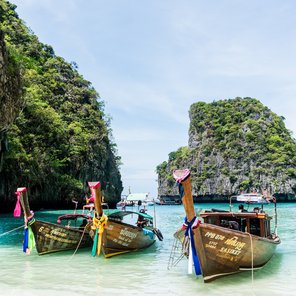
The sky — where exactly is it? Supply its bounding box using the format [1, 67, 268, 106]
[10, 0, 296, 197]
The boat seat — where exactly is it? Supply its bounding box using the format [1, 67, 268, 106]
[211, 208, 229, 212]
[221, 220, 240, 230]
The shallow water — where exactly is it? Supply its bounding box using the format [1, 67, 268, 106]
[0, 203, 295, 296]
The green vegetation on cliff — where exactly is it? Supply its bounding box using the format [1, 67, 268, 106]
[157, 97, 296, 198]
[0, 1, 122, 210]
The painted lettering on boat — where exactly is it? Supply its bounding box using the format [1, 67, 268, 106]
[120, 228, 137, 239]
[205, 231, 225, 241]
[118, 235, 132, 243]
[205, 241, 218, 249]
[219, 247, 241, 256]
[49, 229, 67, 238]
[215, 236, 246, 258]
[119, 235, 132, 246]
[112, 236, 131, 247]
[44, 233, 78, 244]
[224, 236, 246, 251]
[204, 232, 245, 257]
[111, 228, 137, 247]
[38, 226, 77, 244]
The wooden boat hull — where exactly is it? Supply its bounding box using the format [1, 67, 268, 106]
[30, 220, 93, 255]
[98, 220, 156, 258]
[192, 223, 280, 282]
[88, 182, 158, 258]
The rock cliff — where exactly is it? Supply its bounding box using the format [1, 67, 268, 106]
[0, 1, 122, 212]
[157, 98, 296, 202]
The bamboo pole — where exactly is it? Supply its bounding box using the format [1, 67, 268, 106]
[173, 169, 197, 275]
[180, 175, 195, 221]
[173, 169, 195, 221]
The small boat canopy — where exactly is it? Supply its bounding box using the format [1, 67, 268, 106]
[57, 214, 91, 223]
[108, 210, 153, 220]
[126, 193, 149, 201]
[236, 193, 269, 203]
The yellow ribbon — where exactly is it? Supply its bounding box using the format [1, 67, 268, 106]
[91, 215, 108, 255]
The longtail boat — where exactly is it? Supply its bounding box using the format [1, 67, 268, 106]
[173, 169, 281, 282]
[88, 182, 163, 258]
[14, 187, 93, 255]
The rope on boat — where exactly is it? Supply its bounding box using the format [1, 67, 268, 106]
[68, 224, 89, 260]
[247, 232, 254, 287]
[91, 215, 108, 256]
[0, 224, 24, 237]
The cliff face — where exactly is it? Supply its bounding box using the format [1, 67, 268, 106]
[0, 28, 21, 172]
[0, 1, 122, 211]
[157, 98, 296, 201]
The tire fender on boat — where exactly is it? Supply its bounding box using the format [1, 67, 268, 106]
[153, 228, 164, 241]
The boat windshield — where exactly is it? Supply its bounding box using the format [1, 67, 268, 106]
[201, 209, 272, 238]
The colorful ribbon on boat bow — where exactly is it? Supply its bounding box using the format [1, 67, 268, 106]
[14, 191, 22, 217]
[23, 212, 36, 254]
[91, 215, 108, 256]
[14, 189, 35, 253]
[183, 216, 202, 275]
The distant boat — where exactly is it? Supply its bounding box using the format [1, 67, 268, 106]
[173, 169, 280, 282]
[15, 187, 93, 255]
[235, 191, 273, 203]
[116, 192, 155, 209]
[89, 182, 163, 258]
[156, 197, 181, 205]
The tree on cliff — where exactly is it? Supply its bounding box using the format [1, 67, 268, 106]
[0, 27, 22, 173]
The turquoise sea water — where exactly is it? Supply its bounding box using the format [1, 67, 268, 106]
[0, 203, 295, 296]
